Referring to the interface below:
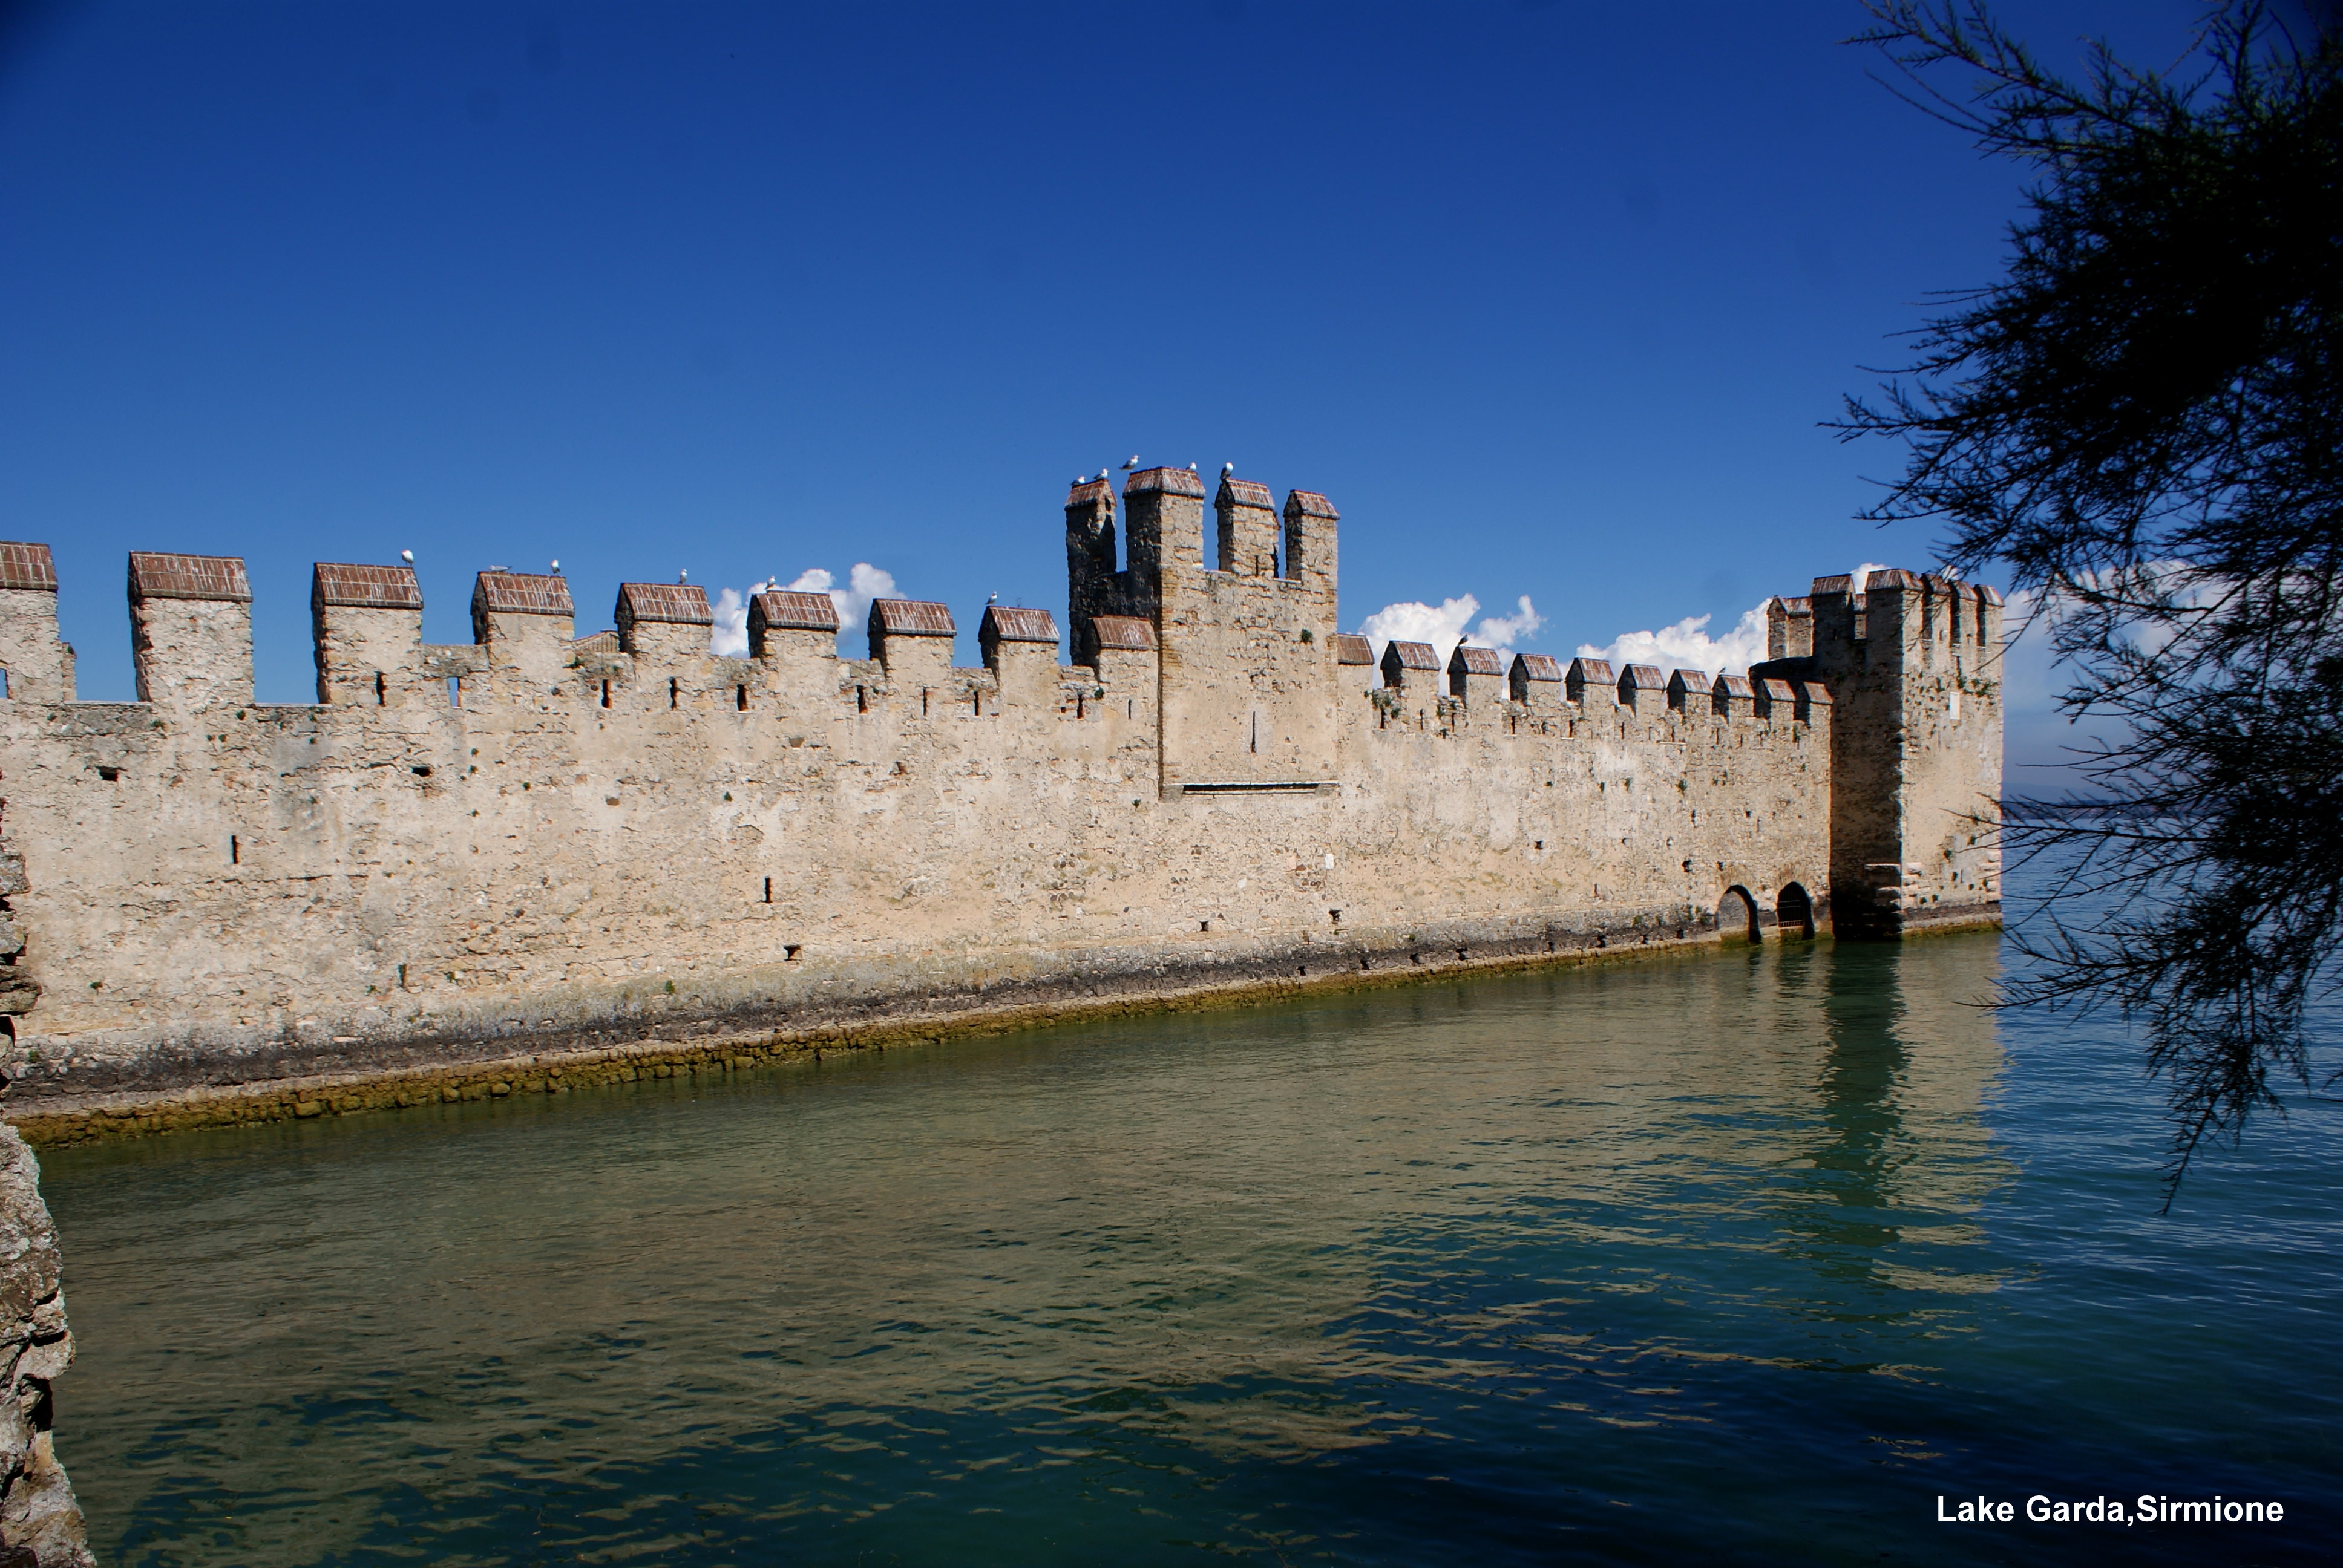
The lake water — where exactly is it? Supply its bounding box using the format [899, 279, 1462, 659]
[37, 927, 2341, 1566]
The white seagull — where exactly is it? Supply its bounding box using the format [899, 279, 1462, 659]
[400, 549, 414, 563]
[1121, 456, 1138, 470]
[1222, 462, 1234, 475]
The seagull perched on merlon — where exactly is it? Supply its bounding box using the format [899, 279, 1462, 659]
[1222, 462, 1234, 475]
[400, 549, 414, 563]
[678, 569, 689, 584]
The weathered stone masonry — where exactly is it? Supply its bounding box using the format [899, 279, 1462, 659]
[0, 469, 2002, 1137]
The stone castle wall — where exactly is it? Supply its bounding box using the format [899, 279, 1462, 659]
[0, 469, 1999, 1120]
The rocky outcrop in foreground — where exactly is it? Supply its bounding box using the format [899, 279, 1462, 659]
[0, 1126, 90, 1567]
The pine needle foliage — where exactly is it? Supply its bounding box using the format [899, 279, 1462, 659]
[1838, 2, 2343, 1201]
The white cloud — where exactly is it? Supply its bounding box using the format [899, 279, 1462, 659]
[1574, 563, 1896, 678]
[710, 564, 899, 657]
[1474, 595, 1546, 651]
[830, 563, 897, 652]
[1358, 593, 1479, 670]
[1578, 604, 1770, 678]
[1355, 592, 1546, 672]
[710, 586, 755, 658]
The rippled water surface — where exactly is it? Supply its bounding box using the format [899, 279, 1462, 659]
[38, 930, 2342, 1565]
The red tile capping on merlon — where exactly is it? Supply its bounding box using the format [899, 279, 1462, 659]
[1123, 466, 1208, 499]
[0, 543, 59, 593]
[1666, 668, 1712, 711]
[752, 591, 840, 632]
[128, 552, 251, 603]
[1087, 615, 1156, 652]
[1331, 633, 1374, 667]
[1380, 640, 1440, 690]
[1712, 673, 1757, 717]
[1616, 664, 1667, 710]
[615, 583, 713, 626]
[1565, 658, 1614, 704]
[314, 563, 424, 612]
[1509, 652, 1563, 704]
[980, 606, 1057, 645]
[473, 572, 574, 618]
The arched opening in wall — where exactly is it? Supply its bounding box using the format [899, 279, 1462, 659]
[1717, 886, 1760, 944]
[1777, 883, 1815, 939]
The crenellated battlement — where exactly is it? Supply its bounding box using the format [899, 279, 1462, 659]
[0, 479, 1997, 1128]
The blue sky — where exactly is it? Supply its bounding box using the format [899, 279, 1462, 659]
[1, 0, 2205, 777]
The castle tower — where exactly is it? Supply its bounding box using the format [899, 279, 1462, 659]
[1112, 466, 1341, 792]
[1065, 477, 1120, 644]
[1758, 569, 2004, 936]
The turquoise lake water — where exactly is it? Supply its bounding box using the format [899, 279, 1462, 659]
[36, 927, 2341, 1566]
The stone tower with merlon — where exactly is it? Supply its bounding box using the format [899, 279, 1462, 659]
[1757, 569, 2003, 936]
[1075, 467, 1342, 792]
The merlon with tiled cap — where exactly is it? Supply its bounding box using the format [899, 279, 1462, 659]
[1449, 645, 1506, 676]
[0, 543, 59, 593]
[1122, 466, 1208, 498]
[128, 552, 251, 603]
[1384, 640, 1440, 671]
[1283, 491, 1339, 520]
[615, 583, 713, 626]
[473, 572, 574, 617]
[1089, 615, 1156, 651]
[868, 598, 955, 636]
[1331, 633, 1373, 665]
[750, 590, 839, 632]
[1217, 477, 1274, 509]
[314, 563, 424, 612]
[980, 606, 1057, 644]
[1511, 653, 1563, 682]
[1066, 477, 1114, 509]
